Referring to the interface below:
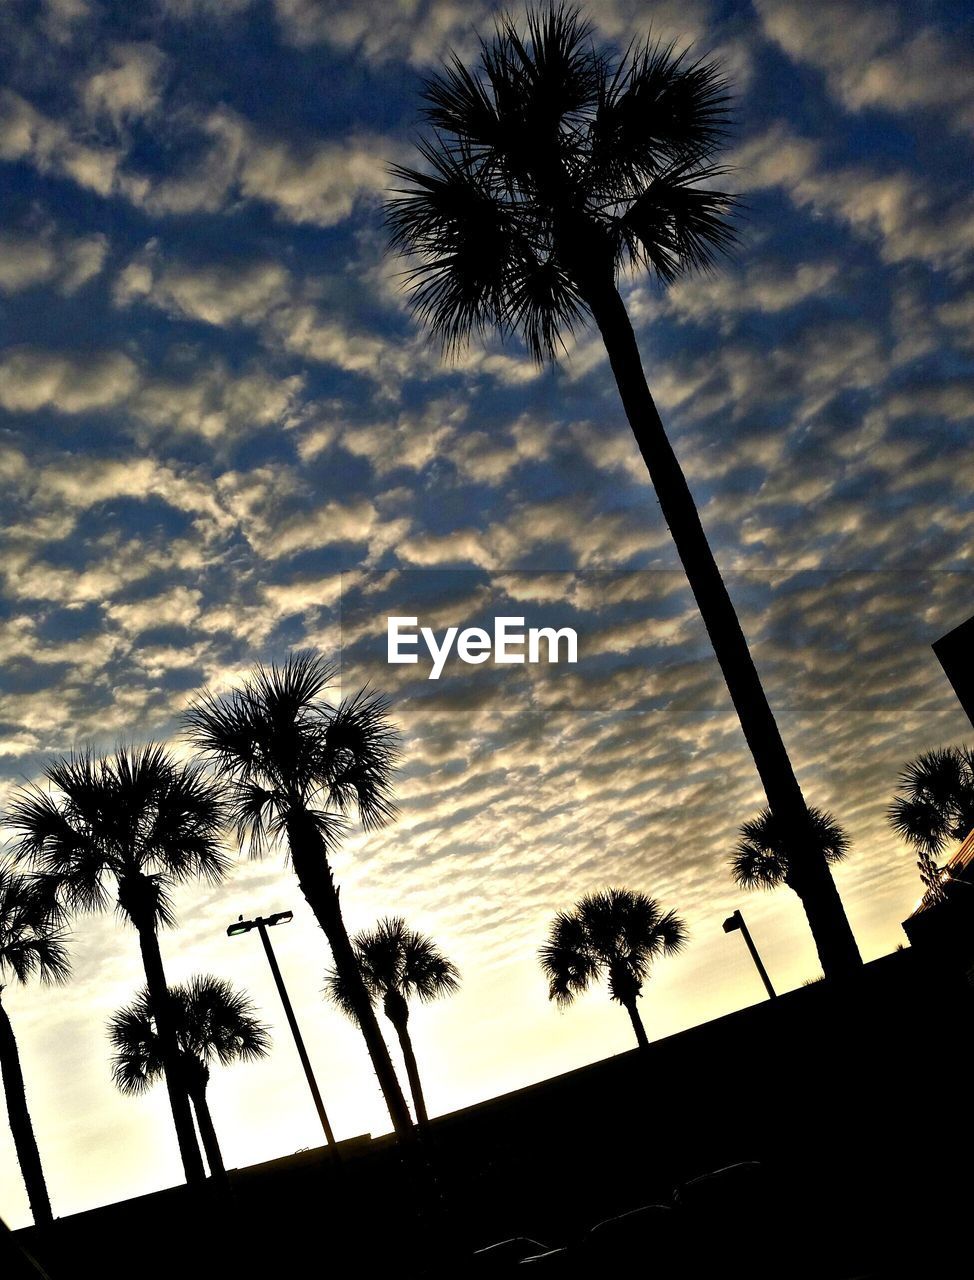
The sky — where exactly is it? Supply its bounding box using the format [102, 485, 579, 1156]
[1, 0, 973, 1230]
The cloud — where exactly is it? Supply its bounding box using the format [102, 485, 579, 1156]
[114, 247, 291, 327]
[132, 363, 305, 442]
[130, 106, 396, 226]
[273, 0, 713, 67]
[756, 0, 974, 134]
[731, 124, 974, 269]
[663, 260, 842, 327]
[0, 347, 138, 413]
[105, 585, 203, 635]
[0, 88, 123, 196]
[0, 225, 108, 295]
[78, 41, 168, 127]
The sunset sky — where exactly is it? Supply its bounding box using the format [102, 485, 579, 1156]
[2, 0, 973, 1230]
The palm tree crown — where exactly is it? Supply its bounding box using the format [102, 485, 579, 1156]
[183, 651, 399, 856]
[386, 4, 735, 361]
[540, 887, 686, 1009]
[0, 860, 70, 990]
[109, 975, 270, 1095]
[7, 743, 229, 925]
[325, 916, 460, 1020]
[732, 807, 850, 893]
[326, 916, 459, 1129]
[888, 746, 974, 857]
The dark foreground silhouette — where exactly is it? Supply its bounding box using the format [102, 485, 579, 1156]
[12, 947, 971, 1279]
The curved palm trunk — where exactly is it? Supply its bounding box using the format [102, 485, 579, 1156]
[0, 995, 53, 1228]
[578, 273, 861, 979]
[384, 997, 428, 1128]
[286, 818, 414, 1140]
[622, 997, 650, 1054]
[124, 883, 206, 1185]
[186, 1065, 225, 1180]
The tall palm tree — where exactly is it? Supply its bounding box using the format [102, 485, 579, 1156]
[325, 916, 460, 1127]
[888, 745, 974, 900]
[0, 860, 69, 1227]
[109, 975, 270, 1179]
[8, 745, 229, 1185]
[183, 651, 415, 1140]
[732, 806, 850, 902]
[539, 888, 686, 1050]
[386, 4, 861, 978]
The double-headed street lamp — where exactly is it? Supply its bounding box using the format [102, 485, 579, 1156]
[722, 909, 777, 1000]
[227, 910, 337, 1148]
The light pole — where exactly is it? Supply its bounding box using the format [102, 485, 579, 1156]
[722, 909, 777, 1000]
[227, 910, 337, 1148]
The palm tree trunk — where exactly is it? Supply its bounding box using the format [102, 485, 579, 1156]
[579, 273, 862, 979]
[125, 887, 206, 1185]
[287, 819, 415, 1140]
[622, 997, 650, 1054]
[387, 1010, 428, 1128]
[187, 1073, 225, 1179]
[0, 995, 53, 1228]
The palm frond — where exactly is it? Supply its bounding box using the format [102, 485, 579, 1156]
[589, 38, 731, 191]
[179, 974, 271, 1067]
[616, 159, 737, 281]
[7, 765, 115, 915]
[321, 687, 400, 831]
[539, 908, 598, 1005]
[323, 964, 365, 1023]
[387, 146, 518, 356]
[0, 860, 71, 987]
[107, 988, 165, 1095]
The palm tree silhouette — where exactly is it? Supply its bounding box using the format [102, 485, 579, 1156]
[386, 3, 861, 978]
[0, 859, 69, 1227]
[109, 975, 270, 1179]
[732, 807, 850, 926]
[888, 746, 974, 900]
[325, 916, 460, 1128]
[184, 652, 415, 1140]
[8, 745, 229, 1185]
[539, 888, 686, 1051]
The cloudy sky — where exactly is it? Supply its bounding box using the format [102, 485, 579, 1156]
[1, 0, 973, 1229]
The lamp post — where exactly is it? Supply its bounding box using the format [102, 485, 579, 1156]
[722, 909, 777, 1000]
[227, 911, 337, 1148]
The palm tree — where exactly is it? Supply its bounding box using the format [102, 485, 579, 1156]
[888, 745, 974, 900]
[325, 917, 460, 1128]
[0, 860, 69, 1227]
[539, 888, 686, 1050]
[732, 806, 850, 903]
[183, 651, 415, 1140]
[109, 975, 270, 1179]
[8, 744, 229, 1185]
[386, 4, 861, 978]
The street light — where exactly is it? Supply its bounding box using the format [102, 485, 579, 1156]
[227, 910, 337, 1149]
[722, 909, 777, 1000]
